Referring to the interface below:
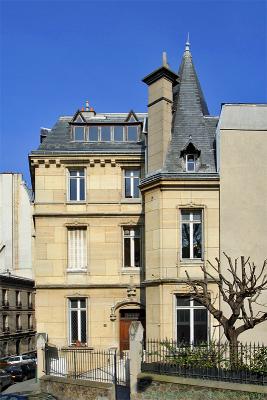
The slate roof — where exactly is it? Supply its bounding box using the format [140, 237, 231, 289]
[31, 113, 147, 155]
[163, 47, 218, 173]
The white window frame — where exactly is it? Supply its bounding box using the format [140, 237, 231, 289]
[69, 298, 87, 345]
[88, 126, 99, 141]
[123, 227, 141, 268]
[126, 125, 139, 142]
[73, 126, 85, 142]
[175, 296, 208, 344]
[186, 154, 196, 172]
[181, 209, 203, 260]
[124, 169, 140, 199]
[67, 168, 86, 202]
[67, 227, 87, 272]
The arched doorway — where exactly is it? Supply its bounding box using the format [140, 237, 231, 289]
[119, 308, 145, 352]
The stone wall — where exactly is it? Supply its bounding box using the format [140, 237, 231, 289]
[131, 373, 267, 400]
[40, 375, 115, 400]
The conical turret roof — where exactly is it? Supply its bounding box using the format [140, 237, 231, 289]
[164, 42, 218, 173]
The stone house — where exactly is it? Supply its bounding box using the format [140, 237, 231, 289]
[29, 41, 267, 351]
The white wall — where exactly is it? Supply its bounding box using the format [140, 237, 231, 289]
[0, 173, 33, 278]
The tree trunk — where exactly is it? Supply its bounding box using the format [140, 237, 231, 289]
[227, 330, 239, 370]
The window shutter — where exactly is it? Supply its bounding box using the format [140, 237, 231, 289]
[68, 228, 87, 270]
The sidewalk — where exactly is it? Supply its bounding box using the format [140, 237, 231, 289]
[2, 378, 40, 395]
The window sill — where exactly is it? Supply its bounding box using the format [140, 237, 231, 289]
[66, 269, 88, 274]
[121, 267, 141, 274]
[180, 259, 204, 265]
[121, 198, 142, 204]
[66, 201, 86, 204]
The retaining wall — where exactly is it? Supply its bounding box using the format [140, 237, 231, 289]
[40, 375, 115, 400]
[131, 373, 267, 400]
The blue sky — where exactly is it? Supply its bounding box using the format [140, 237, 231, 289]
[1, 0, 266, 186]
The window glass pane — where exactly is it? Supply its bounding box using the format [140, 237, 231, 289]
[101, 126, 111, 141]
[81, 310, 87, 343]
[133, 228, 140, 237]
[125, 178, 131, 198]
[181, 211, 190, 221]
[177, 309, 190, 343]
[71, 311, 78, 342]
[89, 126, 98, 141]
[80, 178, 85, 201]
[124, 238, 131, 267]
[127, 126, 138, 141]
[70, 170, 78, 177]
[114, 126, 124, 141]
[74, 127, 84, 141]
[194, 309, 207, 344]
[134, 237, 140, 267]
[177, 296, 190, 307]
[79, 170, 85, 177]
[182, 224, 190, 258]
[70, 179, 77, 201]
[193, 211, 202, 221]
[80, 299, 86, 308]
[133, 177, 139, 198]
[70, 300, 78, 308]
[193, 224, 202, 258]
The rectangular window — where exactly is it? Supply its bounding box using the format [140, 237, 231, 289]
[89, 126, 99, 141]
[2, 289, 8, 307]
[73, 126, 85, 141]
[124, 170, 140, 198]
[28, 314, 32, 329]
[114, 126, 124, 141]
[16, 291, 21, 308]
[68, 169, 85, 201]
[123, 227, 141, 268]
[69, 298, 87, 345]
[181, 210, 202, 259]
[16, 314, 21, 331]
[176, 296, 208, 344]
[3, 315, 8, 331]
[100, 126, 111, 141]
[27, 292, 32, 308]
[127, 126, 138, 141]
[186, 154, 196, 172]
[67, 228, 87, 271]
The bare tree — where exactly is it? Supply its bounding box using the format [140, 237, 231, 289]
[185, 253, 267, 348]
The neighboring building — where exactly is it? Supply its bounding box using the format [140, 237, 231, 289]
[219, 103, 267, 343]
[0, 173, 36, 356]
[0, 273, 36, 357]
[29, 41, 266, 350]
[0, 173, 34, 279]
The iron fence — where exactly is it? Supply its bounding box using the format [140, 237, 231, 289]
[44, 345, 129, 386]
[142, 339, 267, 385]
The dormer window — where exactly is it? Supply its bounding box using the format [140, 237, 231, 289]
[186, 154, 196, 172]
[181, 141, 201, 173]
[74, 126, 85, 141]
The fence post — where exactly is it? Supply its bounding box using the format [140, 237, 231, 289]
[36, 332, 48, 378]
[129, 321, 144, 397]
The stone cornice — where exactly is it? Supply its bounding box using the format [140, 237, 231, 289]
[140, 173, 220, 192]
[36, 284, 142, 289]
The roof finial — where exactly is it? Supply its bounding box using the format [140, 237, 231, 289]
[162, 51, 169, 68]
[185, 32, 190, 52]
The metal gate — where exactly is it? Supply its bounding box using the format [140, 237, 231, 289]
[44, 346, 130, 399]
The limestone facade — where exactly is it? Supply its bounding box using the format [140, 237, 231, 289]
[30, 45, 267, 352]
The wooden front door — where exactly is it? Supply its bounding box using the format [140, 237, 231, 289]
[119, 309, 145, 352]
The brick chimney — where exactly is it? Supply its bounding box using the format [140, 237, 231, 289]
[143, 58, 178, 174]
